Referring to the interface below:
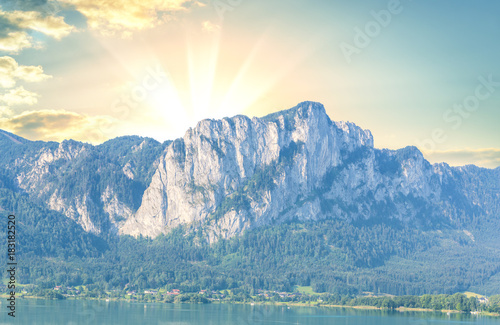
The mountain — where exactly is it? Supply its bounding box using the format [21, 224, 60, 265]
[1, 102, 498, 239]
[1, 101, 500, 295]
[0, 132, 168, 234]
[123, 102, 498, 242]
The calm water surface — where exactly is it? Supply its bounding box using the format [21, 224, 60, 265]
[1, 299, 500, 325]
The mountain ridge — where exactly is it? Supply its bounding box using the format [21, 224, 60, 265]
[1, 101, 500, 296]
[0, 101, 498, 243]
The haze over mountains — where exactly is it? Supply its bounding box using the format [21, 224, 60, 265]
[1, 101, 500, 295]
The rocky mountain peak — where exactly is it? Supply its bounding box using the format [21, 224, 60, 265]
[0, 102, 498, 242]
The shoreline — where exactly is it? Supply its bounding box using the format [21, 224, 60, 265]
[212, 301, 472, 315]
[4, 294, 498, 317]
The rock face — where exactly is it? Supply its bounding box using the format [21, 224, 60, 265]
[0, 102, 498, 240]
[0, 133, 166, 235]
[121, 102, 374, 240]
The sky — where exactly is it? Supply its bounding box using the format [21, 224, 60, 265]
[0, 0, 499, 168]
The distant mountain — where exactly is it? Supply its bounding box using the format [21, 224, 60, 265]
[1, 101, 500, 295]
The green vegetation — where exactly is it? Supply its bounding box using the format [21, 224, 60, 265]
[295, 286, 315, 295]
[1, 128, 500, 316]
[3, 200, 500, 299]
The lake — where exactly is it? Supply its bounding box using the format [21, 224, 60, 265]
[1, 300, 500, 324]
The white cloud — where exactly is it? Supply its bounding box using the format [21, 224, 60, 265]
[0, 57, 52, 110]
[0, 109, 118, 143]
[202, 20, 220, 33]
[0, 106, 14, 118]
[59, 0, 203, 36]
[0, 86, 39, 106]
[0, 8, 74, 53]
[4, 10, 75, 39]
[0, 31, 35, 53]
[0, 56, 52, 88]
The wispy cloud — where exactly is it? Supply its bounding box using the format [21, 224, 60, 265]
[2, 0, 51, 12]
[0, 56, 52, 88]
[59, 0, 203, 37]
[0, 86, 39, 106]
[0, 57, 52, 111]
[4, 9, 74, 39]
[0, 109, 117, 143]
[0, 8, 74, 53]
[0, 30, 35, 53]
[202, 20, 220, 33]
[422, 148, 500, 169]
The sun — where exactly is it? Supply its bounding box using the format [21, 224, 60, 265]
[126, 23, 324, 142]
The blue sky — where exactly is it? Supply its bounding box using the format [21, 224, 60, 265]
[0, 0, 499, 167]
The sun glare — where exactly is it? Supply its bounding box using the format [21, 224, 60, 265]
[104, 23, 327, 143]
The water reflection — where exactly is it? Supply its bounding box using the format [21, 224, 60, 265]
[0, 300, 498, 325]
